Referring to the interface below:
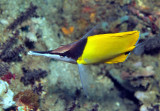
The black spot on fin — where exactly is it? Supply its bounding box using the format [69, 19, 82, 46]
[125, 51, 130, 55]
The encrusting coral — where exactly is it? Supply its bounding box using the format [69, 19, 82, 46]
[20, 67, 48, 86]
[13, 90, 39, 111]
[0, 37, 25, 62]
[0, 62, 10, 77]
[6, 3, 37, 30]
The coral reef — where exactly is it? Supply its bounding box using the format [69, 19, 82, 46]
[0, 37, 24, 62]
[143, 36, 160, 55]
[61, 26, 74, 35]
[6, 3, 37, 30]
[24, 38, 35, 49]
[89, 104, 99, 111]
[32, 83, 44, 95]
[120, 65, 155, 88]
[20, 67, 48, 86]
[0, 80, 15, 110]
[134, 90, 159, 111]
[0, 37, 17, 57]
[0, 0, 160, 110]
[1, 45, 24, 62]
[1, 72, 15, 84]
[0, 62, 10, 77]
[13, 90, 39, 111]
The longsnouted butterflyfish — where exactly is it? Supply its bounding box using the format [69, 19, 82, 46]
[28, 24, 143, 96]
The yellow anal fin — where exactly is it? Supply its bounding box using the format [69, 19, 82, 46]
[105, 45, 135, 64]
[105, 53, 129, 64]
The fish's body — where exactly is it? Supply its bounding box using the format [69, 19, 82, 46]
[28, 25, 141, 96]
[29, 31, 140, 65]
[77, 31, 139, 64]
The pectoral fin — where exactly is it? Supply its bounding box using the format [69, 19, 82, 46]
[78, 64, 94, 97]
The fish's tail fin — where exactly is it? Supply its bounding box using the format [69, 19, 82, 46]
[133, 41, 146, 55]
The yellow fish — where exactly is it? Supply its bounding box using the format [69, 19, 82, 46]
[28, 25, 141, 96]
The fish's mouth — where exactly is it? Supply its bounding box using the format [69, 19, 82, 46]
[28, 51, 37, 55]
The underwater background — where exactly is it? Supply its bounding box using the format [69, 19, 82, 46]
[0, 0, 160, 111]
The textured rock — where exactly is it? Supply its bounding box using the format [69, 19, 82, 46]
[0, 80, 15, 109]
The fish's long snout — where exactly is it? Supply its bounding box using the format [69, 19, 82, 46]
[27, 51, 49, 56]
[28, 51, 41, 56]
[28, 50, 77, 63]
[28, 51, 34, 55]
